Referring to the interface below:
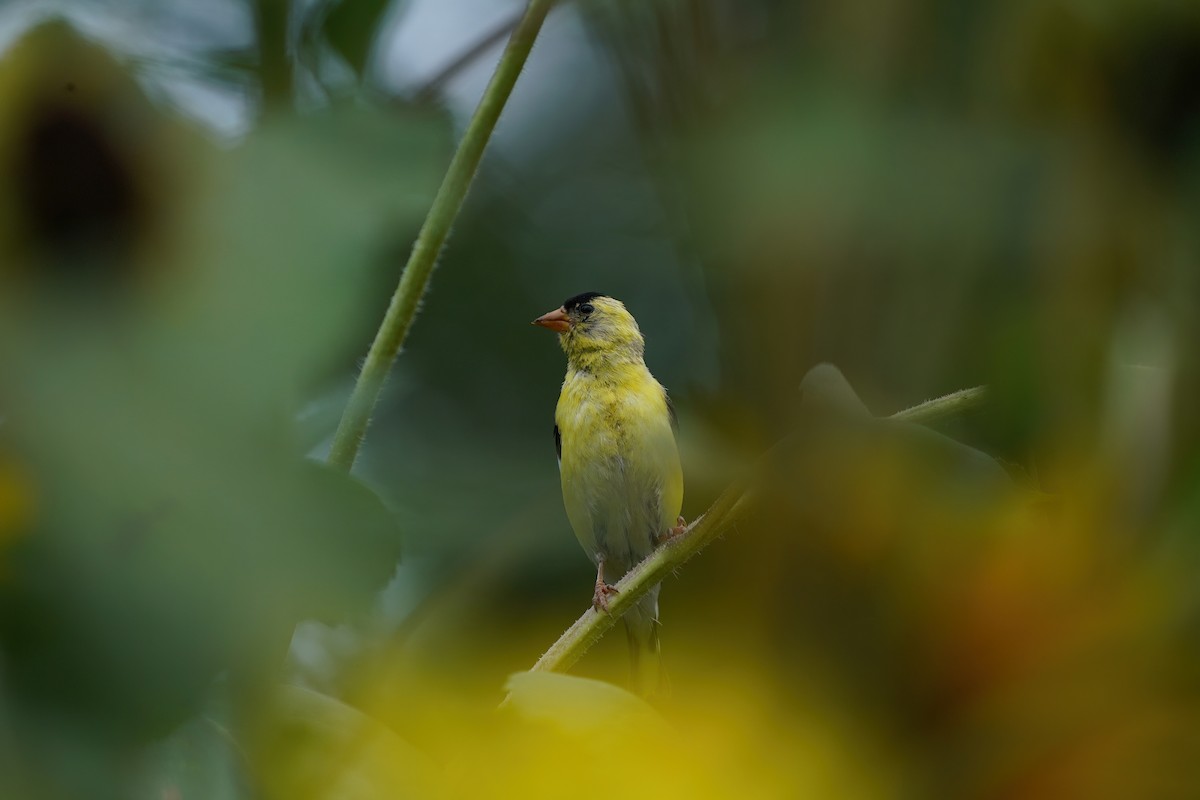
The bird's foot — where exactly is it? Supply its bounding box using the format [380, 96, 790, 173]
[592, 580, 619, 614]
[664, 515, 688, 540]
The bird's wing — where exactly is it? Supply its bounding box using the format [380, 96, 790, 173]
[659, 421, 684, 530]
[553, 423, 562, 468]
[625, 386, 684, 536]
[658, 387, 683, 524]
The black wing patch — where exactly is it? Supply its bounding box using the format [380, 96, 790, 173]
[554, 423, 562, 461]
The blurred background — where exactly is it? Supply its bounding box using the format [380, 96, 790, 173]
[1, 0, 1199, 797]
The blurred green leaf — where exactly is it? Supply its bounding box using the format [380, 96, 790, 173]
[134, 715, 249, 800]
[287, 463, 404, 621]
[262, 684, 440, 799]
[0, 333, 403, 749]
[173, 103, 449, 417]
[322, 0, 403, 78]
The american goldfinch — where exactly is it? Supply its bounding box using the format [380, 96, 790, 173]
[533, 292, 684, 695]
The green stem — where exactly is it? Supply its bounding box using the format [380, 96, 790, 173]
[524, 385, 988, 676]
[328, 0, 558, 470]
[891, 385, 988, 425]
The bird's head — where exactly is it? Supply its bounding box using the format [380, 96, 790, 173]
[532, 292, 645, 368]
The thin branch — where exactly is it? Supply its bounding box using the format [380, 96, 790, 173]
[528, 479, 747, 676]
[327, 0, 559, 471]
[523, 385, 989, 677]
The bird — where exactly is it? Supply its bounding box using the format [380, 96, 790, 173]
[533, 292, 684, 696]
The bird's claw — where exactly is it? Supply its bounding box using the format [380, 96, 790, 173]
[592, 581, 619, 613]
[664, 515, 688, 540]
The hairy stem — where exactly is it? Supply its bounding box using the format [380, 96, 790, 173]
[892, 385, 988, 425]
[525, 385, 988, 676]
[328, 0, 558, 470]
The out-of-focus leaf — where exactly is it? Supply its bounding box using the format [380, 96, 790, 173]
[133, 714, 249, 800]
[795, 362, 872, 418]
[791, 363, 1011, 497]
[0, 391, 403, 742]
[172, 103, 449, 414]
[0, 44, 435, 761]
[0, 267, 404, 759]
[286, 463, 404, 622]
[503, 671, 674, 740]
[0, 457, 399, 799]
[322, 0, 404, 77]
[261, 684, 440, 800]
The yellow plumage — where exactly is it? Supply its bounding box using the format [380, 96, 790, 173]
[534, 293, 682, 696]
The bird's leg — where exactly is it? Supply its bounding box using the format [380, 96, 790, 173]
[592, 558, 619, 614]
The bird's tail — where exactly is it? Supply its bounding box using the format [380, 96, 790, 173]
[623, 589, 668, 698]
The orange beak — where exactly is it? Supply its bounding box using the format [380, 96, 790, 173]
[532, 306, 571, 333]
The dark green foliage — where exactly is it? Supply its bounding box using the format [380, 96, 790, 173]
[321, 0, 406, 78]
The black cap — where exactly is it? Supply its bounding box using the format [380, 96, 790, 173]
[562, 291, 606, 311]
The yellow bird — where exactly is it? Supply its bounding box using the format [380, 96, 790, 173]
[533, 292, 684, 695]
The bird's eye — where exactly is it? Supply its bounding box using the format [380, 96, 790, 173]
[578, 303, 594, 315]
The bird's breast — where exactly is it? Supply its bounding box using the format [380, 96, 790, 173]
[555, 368, 675, 477]
[554, 366, 683, 567]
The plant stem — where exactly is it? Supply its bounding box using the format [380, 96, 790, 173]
[891, 385, 988, 425]
[524, 385, 988, 676]
[328, 0, 558, 471]
[528, 480, 747, 675]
